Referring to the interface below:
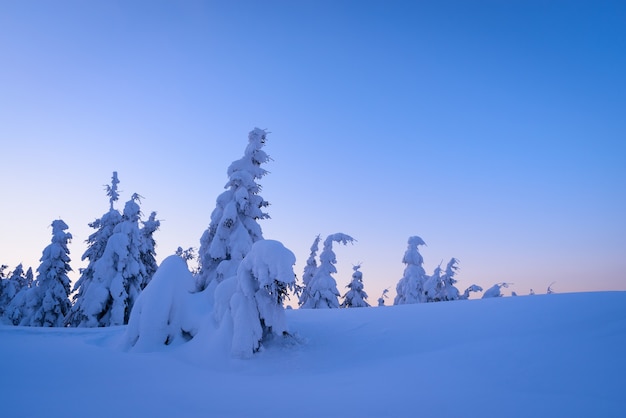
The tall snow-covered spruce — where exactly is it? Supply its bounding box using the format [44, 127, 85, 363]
[79, 195, 148, 326]
[196, 128, 271, 293]
[394, 236, 428, 305]
[301, 233, 355, 309]
[66, 172, 123, 326]
[298, 234, 320, 307]
[67, 174, 157, 327]
[22, 219, 73, 327]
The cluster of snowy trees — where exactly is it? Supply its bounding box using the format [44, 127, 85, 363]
[393, 236, 483, 305]
[0, 172, 160, 327]
[0, 127, 556, 357]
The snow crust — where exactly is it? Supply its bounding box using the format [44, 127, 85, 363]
[1, 291, 624, 417]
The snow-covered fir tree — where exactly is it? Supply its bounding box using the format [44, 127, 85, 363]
[228, 240, 297, 358]
[424, 258, 463, 302]
[394, 236, 428, 305]
[175, 246, 196, 262]
[377, 288, 389, 307]
[74, 195, 148, 326]
[459, 284, 483, 300]
[298, 234, 320, 307]
[139, 211, 160, 290]
[21, 219, 73, 327]
[0, 264, 32, 320]
[482, 282, 510, 298]
[0, 265, 24, 311]
[423, 264, 443, 303]
[301, 233, 355, 309]
[66, 172, 123, 326]
[196, 128, 271, 292]
[340, 264, 369, 308]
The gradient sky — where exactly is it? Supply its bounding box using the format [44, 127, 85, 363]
[1, 0, 624, 302]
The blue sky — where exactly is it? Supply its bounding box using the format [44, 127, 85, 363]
[1, 0, 624, 300]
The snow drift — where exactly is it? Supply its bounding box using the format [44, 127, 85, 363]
[1, 291, 625, 418]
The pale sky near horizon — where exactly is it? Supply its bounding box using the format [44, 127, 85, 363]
[1, 0, 624, 302]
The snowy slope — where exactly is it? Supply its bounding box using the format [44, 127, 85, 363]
[1, 292, 625, 418]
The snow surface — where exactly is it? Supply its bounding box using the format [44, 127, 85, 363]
[1, 291, 625, 418]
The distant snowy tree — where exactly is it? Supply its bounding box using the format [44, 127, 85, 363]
[21, 220, 73, 327]
[423, 264, 443, 302]
[341, 264, 369, 308]
[547, 282, 556, 294]
[377, 288, 389, 307]
[196, 128, 271, 292]
[227, 240, 297, 358]
[482, 282, 510, 299]
[424, 258, 463, 302]
[0, 264, 31, 319]
[394, 236, 428, 305]
[459, 284, 483, 300]
[301, 233, 354, 309]
[176, 246, 196, 261]
[70, 195, 148, 327]
[67, 172, 123, 326]
[139, 211, 160, 290]
[529, 288, 535, 295]
[298, 234, 320, 307]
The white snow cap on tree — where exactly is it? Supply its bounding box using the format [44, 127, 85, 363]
[197, 128, 271, 292]
[227, 240, 296, 358]
[124, 255, 197, 351]
[394, 236, 428, 305]
[341, 264, 369, 308]
[301, 233, 355, 309]
[22, 219, 73, 327]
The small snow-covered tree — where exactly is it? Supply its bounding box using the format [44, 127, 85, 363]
[482, 282, 510, 298]
[341, 264, 369, 308]
[423, 264, 443, 302]
[424, 258, 463, 302]
[67, 172, 123, 326]
[377, 288, 389, 307]
[301, 233, 354, 309]
[196, 128, 271, 292]
[22, 219, 73, 327]
[139, 211, 161, 290]
[71, 195, 148, 327]
[298, 234, 320, 307]
[394, 236, 428, 305]
[228, 240, 297, 358]
[459, 284, 483, 300]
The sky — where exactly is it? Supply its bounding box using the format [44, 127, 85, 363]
[0, 0, 624, 302]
